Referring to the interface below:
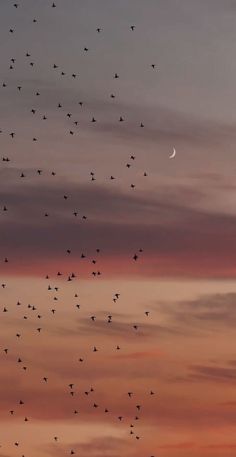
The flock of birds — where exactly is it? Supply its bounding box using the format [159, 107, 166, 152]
[0, 2, 176, 456]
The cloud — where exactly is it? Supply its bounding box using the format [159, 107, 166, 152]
[44, 436, 134, 457]
[2, 180, 236, 279]
[86, 103, 236, 149]
[159, 293, 236, 334]
[114, 350, 163, 360]
[157, 441, 195, 450]
[57, 316, 180, 339]
[3, 71, 236, 149]
[188, 364, 236, 383]
[201, 443, 236, 450]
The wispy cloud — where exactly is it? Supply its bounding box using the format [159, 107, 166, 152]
[158, 293, 236, 333]
[2, 181, 236, 278]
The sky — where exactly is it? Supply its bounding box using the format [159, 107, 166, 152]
[1, 1, 236, 456]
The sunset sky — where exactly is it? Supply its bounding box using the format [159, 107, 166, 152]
[1, 1, 236, 456]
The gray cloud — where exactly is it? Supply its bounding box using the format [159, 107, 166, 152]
[1, 180, 236, 278]
[158, 293, 236, 333]
[55, 316, 181, 340]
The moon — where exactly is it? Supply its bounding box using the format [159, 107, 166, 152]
[169, 147, 176, 159]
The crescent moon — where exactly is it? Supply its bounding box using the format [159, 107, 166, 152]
[169, 148, 176, 159]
